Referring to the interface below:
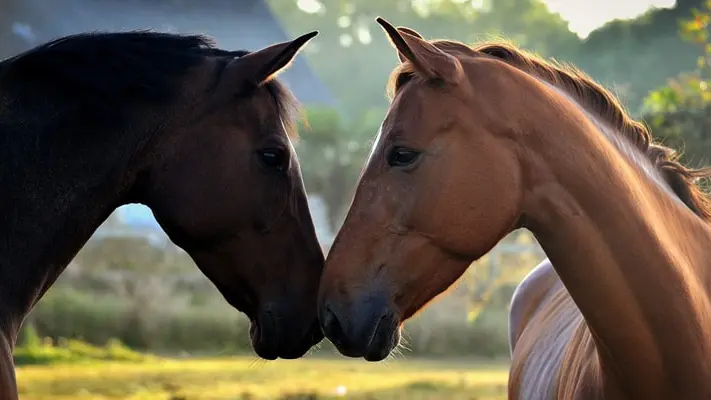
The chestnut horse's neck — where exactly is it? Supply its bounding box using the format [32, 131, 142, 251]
[519, 77, 711, 398]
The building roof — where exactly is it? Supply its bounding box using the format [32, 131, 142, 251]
[0, 0, 334, 105]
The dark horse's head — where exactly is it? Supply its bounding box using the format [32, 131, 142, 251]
[0, 31, 324, 359]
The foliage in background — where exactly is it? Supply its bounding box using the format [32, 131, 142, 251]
[27, 285, 252, 354]
[294, 107, 381, 228]
[271, 0, 708, 118]
[644, 0, 711, 114]
[22, 276, 513, 359]
[569, 0, 705, 113]
[270, 0, 578, 118]
[465, 233, 543, 323]
[644, 0, 711, 166]
[15, 325, 150, 366]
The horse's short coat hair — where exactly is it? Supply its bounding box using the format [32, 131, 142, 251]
[320, 19, 711, 397]
[0, 30, 325, 389]
[386, 39, 711, 221]
[0, 31, 299, 139]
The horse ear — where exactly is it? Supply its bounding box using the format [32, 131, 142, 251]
[393, 27, 424, 63]
[232, 31, 318, 86]
[396, 27, 424, 39]
[375, 17, 462, 82]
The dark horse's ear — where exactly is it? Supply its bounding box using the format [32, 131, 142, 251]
[375, 17, 462, 83]
[232, 31, 318, 87]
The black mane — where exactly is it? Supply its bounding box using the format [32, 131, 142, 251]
[0, 31, 229, 105]
[0, 30, 297, 140]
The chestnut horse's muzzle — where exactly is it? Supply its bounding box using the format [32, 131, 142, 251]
[319, 293, 400, 361]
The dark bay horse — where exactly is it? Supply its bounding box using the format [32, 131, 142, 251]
[0, 30, 325, 398]
[318, 17, 711, 399]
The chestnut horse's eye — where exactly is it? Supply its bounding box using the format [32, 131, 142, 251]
[387, 147, 421, 167]
[257, 148, 288, 171]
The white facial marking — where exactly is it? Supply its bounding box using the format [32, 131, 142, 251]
[364, 124, 384, 168]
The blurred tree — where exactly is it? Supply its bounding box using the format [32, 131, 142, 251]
[572, 0, 706, 114]
[270, 0, 580, 118]
[294, 107, 381, 228]
[74, 236, 192, 295]
[643, 0, 711, 167]
[72, 236, 194, 345]
[462, 0, 578, 55]
[464, 231, 544, 322]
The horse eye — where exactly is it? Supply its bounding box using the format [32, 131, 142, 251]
[387, 147, 421, 167]
[258, 148, 287, 170]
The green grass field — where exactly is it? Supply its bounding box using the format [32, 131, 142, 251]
[16, 356, 509, 399]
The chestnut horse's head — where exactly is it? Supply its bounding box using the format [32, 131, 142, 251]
[318, 19, 527, 360]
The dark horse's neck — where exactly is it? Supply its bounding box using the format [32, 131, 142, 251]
[0, 95, 150, 331]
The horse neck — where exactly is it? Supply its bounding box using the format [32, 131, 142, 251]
[0, 107, 146, 324]
[518, 81, 711, 397]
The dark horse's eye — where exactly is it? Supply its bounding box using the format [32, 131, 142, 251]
[257, 148, 288, 171]
[387, 147, 421, 167]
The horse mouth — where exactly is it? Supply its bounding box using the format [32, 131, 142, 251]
[362, 314, 401, 361]
[327, 312, 401, 361]
[250, 320, 278, 360]
[250, 313, 324, 360]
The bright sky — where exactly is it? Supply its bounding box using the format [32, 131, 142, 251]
[542, 0, 676, 38]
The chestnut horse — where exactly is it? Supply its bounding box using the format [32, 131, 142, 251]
[0, 30, 325, 398]
[319, 17, 711, 399]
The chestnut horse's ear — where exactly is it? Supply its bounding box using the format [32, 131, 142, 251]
[375, 17, 462, 82]
[232, 31, 318, 86]
[396, 27, 424, 39]
[393, 27, 424, 63]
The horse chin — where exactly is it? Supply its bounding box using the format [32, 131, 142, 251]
[249, 320, 278, 360]
[363, 322, 402, 362]
[331, 313, 402, 362]
[249, 315, 324, 360]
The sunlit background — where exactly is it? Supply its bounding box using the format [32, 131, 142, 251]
[4, 0, 711, 398]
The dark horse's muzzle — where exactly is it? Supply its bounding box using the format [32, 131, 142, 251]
[251, 302, 324, 360]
